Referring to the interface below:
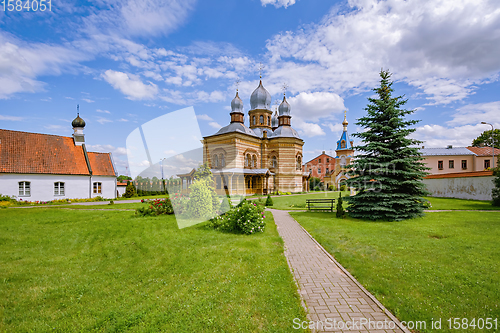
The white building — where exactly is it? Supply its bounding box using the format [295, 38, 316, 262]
[0, 114, 117, 201]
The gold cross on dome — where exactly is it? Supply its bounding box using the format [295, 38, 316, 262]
[235, 79, 240, 92]
[282, 83, 289, 96]
[258, 62, 265, 79]
[344, 110, 347, 118]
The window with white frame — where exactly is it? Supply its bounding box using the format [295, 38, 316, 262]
[19, 181, 31, 196]
[54, 182, 65, 196]
[93, 182, 102, 194]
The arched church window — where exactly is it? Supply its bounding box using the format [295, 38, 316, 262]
[245, 154, 250, 168]
[252, 116, 256, 125]
[267, 116, 270, 125]
[341, 140, 346, 149]
[252, 155, 257, 168]
[221, 154, 225, 167]
[271, 156, 277, 168]
[259, 115, 264, 124]
[296, 156, 302, 170]
[213, 155, 219, 168]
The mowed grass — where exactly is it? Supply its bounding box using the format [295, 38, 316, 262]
[291, 211, 500, 333]
[424, 196, 499, 210]
[0, 209, 307, 332]
[267, 191, 350, 210]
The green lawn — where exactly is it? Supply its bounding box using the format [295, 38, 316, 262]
[266, 191, 350, 210]
[0, 209, 307, 332]
[424, 196, 499, 210]
[52, 202, 145, 210]
[291, 211, 500, 333]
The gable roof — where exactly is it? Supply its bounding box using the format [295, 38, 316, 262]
[420, 147, 475, 156]
[0, 129, 115, 176]
[304, 152, 336, 165]
[466, 146, 500, 156]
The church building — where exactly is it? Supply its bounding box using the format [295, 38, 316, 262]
[201, 80, 309, 195]
[0, 114, 117, 201]
[315, 112, 354, 189]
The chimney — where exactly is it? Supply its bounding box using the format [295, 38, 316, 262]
[447, 145, 453, 149]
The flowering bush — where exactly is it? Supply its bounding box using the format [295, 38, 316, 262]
[136, 197, 174, 216]
[209, 200, 266, 235]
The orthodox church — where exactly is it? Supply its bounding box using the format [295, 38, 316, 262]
[201, 80, 309, 195]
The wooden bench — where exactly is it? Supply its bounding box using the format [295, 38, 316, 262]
[306, 199, 335, 212]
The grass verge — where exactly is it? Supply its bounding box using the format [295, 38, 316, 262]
[0, 209, 307, 332]
[290, 211, 500, 333]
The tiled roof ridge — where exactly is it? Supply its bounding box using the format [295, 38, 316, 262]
[0, 128, 71, 139]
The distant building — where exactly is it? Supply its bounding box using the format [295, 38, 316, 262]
[303, 112, 355, 189]
[420, 146, 500, 174]
[0, 114, 117, 201]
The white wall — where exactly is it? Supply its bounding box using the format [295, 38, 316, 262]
[117, 186, 127, 197]
[0, 173, 116, 202]
[423, 176, 494, 201]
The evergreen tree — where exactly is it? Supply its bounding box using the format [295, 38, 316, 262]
[345, 70, 429, 221]
[265, 194, 273, 206]
[336, 192, 345, 218]
[492, 164, 500, 206]
[123, 181, 136, 198]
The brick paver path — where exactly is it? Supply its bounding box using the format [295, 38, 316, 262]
[269, 209, 409, 333]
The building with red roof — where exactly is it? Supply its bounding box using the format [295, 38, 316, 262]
[0, 114, 117, 201]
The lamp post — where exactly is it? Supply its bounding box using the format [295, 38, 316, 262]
[481, 122, 495, 169]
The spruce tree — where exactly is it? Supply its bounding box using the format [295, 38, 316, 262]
[336, 192, 345, 218]
[345, 70, 429, 221]
[123, 181, 136, 198]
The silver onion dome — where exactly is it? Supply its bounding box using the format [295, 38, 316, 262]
[278, 95, 291, 116]
[231, 91, 244, 113]
[250, 80, 272, 110]
[271, 111, 278, 127]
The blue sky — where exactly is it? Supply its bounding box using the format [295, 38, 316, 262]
[1, 0, 500, 175]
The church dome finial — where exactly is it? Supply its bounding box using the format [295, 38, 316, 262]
[278, 95, 291, 116]
[231, 91, 244, 113]
[72, 106, 86, 128]
[250, 80, 272, 110]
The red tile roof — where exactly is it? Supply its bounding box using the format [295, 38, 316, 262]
[466, 146, 500, 156]
[0, 129, 115, 176]
[424, 170, 493, 179]
[87, 152, 116, 176]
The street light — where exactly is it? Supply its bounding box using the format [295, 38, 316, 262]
[480, 122, 495, 169]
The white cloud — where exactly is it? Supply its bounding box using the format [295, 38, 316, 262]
[209, 122, 222, 129]
[82, 98, 95, 103]
[102, 69, 158, 100]
[293, 118, 326, 137]
[0, 115, 23, 121]
[447, 101, 500, 126]
[82, 0, 196, 38]
[196, 114, 214, 121]
[413, 123, 490, 148]
[288, 92, 345, 122]
[265, 0, 500, 104]
[96, 116, 112, 124]
[0, 33, 87, 99]
[96, 109, 111, 114]
[117, 118, 129, 122]
[86, 144, 128, 156]
[261, 0, 297, 8]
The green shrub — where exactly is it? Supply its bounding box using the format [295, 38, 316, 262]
[123, 181, 136, 198]
[328, 185, 335, 191]
[136, 197, 174, 216]
[265, 194, 273, 206]
[209, 201, 265, 234]
[220, 195, 232, 213]
[340, 184, 346, 191]
[187, 179, 218, 219]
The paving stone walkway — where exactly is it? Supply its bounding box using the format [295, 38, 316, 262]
[269, 209, 410, 333]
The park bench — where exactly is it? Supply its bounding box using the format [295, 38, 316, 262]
[306, 198, 335, 212]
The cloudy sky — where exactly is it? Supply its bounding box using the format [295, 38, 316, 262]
[1, 0, 500, 175]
